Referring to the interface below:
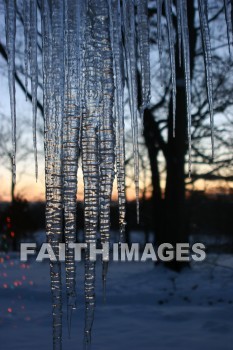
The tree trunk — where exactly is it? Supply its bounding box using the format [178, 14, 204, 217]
[143, 109, 163, 241]
[143, 1, 196, 271]
[162, 0, 196, 271]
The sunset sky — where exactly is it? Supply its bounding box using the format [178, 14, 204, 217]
[0, 42, 232, 203]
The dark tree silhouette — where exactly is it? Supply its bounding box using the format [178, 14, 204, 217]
[142, 0, 233, 270]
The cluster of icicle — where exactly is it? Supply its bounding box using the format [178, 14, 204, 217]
[3, 0, 232, 349]
[4, 0, 150, 348]
[157, 0, 215, 174]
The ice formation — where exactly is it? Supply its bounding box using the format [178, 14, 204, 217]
[2, 0, 227, 348]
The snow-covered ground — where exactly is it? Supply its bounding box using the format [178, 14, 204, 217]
[0, 249, 233, 350]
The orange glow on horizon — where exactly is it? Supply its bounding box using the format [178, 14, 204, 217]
[1, 164, 232, 203]
[1, 178, 233, 203]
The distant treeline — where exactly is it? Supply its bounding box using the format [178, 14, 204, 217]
[0, 193, 233, 238]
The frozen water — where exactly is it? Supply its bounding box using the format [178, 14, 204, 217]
[198, 0, 214, 158]
[3, 0, 229, 348]
[4, 0, 16, 184]
[165, 0, 176, 136]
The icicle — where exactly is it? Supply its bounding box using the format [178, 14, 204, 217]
[224, 0, 232, 55]
[176, 0, 182, 66]
[82, 1, 100, 345]
[41, 0, 64, 348]
[179, 0, 192, 175]
[4, 0, 16, 184]
[108, 0, 126, 242]
[29, 0, 38, 180]
[63, 0, 80, 332]
[136, 0, 151, 111]
[77, 0, 88, 151]
[198, 0, 214, 158]
[4, 0, 154, 347]
[165, 0, 176, 137]
[95, 0, 115, 297]
[82, 133, 98, 348]
[23, 0, 30, 101]
[157, 0, 163, 78]
[122, 0, 140, 223]
[51, 0, 65, 344]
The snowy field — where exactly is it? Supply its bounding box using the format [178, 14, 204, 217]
[0, 249, 233, 350]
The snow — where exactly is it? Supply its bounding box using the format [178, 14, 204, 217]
[0, 249, 233, 350]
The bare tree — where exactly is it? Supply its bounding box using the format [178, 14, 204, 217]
[0, 114, 32, 202]
[141, 0, 233, 270]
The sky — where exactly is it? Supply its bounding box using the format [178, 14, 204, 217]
[0, 66, 232, 203]
[0, 2, 232, 203]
